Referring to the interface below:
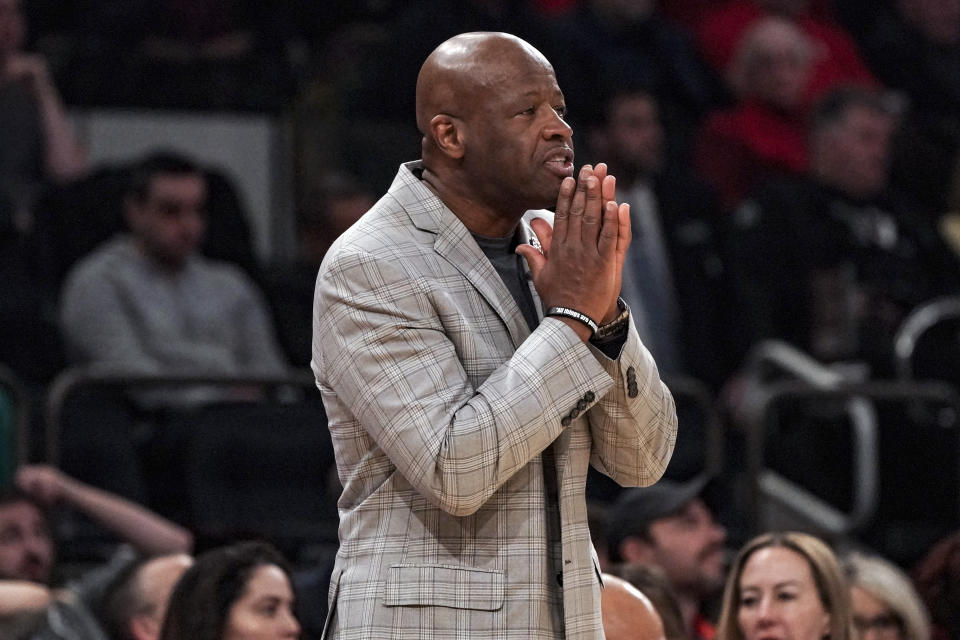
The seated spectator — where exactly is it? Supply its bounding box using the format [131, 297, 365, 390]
[606, 475, 728, 640]
[913, 530, 960, 640]
[608, 563, 687, 640]
[0, 464, 192, 639]
[159, 541, 300, 640]
[848, 0, 960, 213]
[601, 572, 668, 640]
[695, 0, 875, 108]
[726, 87, 960, 377]
[59, 150, 287, 383]
[843, 551, 931, 640]
[716, 531, 854, 640]
[694, 16, 815, 211]
[98, 554, 194, 640]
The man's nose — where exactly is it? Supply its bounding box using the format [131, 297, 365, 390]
[542, 109, 572, 140]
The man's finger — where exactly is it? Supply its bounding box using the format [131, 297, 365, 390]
[515, 244, 546, 281]
[601, 174, 616, 204]
[597, 201, 619, 258]
[529, 216, 554, 257]
[617, 202, 632, 263]
[567, 165, 591, 242]
[581, 174, 603, 243]
[552, 176, 575, 243]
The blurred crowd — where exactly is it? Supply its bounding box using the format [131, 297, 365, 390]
[4, 0, 960, 638]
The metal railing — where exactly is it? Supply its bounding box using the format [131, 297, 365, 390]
[894, 295, 960, 382]
[737, 341, 879, 536]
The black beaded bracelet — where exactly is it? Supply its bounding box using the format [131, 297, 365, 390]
[546, 306, 599, 335]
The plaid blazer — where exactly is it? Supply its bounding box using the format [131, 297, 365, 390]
[312, 161, 677, 639]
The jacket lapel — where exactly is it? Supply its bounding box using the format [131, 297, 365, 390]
[395, 162, 531, 349]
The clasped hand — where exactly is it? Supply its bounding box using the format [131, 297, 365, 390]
[516, 163, 631, 337]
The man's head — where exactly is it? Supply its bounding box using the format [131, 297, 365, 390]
[416, 32, 574, 219]
[601, 573, 667, 640]
[809, 87, 900, 200]
[0, 0, 24, 63]
[607, 476, 728, 599]
[600, 89, 665, 182]
[100, 553, 194, 640]
[728, 16, 814, 108]
[0, 489, 54, 584]
[124, 152, 208, 269]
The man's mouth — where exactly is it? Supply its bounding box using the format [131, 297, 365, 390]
[544, 147, 574, 178]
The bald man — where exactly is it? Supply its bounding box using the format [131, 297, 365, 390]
[601, 574, 668, 640]
[312, 32, 677, 639]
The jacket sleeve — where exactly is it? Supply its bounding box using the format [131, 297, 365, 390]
[585, 318, 677, 488]
[314, 247, 619, 517]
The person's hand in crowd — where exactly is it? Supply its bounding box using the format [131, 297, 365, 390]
[14, 464, 76, 506]
[1, 52, 55, 97]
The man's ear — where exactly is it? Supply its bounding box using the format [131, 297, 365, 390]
[430, 114, 466, 159]
[619, 536, 656, 564]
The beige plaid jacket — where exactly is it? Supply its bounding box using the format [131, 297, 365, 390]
[312, 162, 677, 639]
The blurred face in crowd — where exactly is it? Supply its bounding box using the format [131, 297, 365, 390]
[131, 554, 194, 640]
[813, 105, 895, 199]
[733, 17, 813, 109]
[0, 0, 25, 61]
[737, 546, 831, 640]
[0, 500, 54, 584]
[223, 564, 300, 640]
[127, 172, 208, 268]
[627, 498, 728, 597]
[850, 586, 904, 640]
[606, 93, 665, 179]
[898, 0, 960, 45]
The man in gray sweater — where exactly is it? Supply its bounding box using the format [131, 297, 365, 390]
[59, 151, 286, 381]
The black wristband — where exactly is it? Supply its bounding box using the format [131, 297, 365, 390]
[546, 306, 599, 336]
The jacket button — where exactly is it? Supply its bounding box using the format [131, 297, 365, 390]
[584, 391, 595, 402]
[561, 416, 572, 427]
[628, 385, 639, 399]
[576, 399, 588, 410]
[570, 408, 580, 419]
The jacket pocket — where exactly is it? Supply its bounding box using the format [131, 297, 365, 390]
[383, 563, 505, 611]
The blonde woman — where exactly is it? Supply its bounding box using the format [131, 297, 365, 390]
[843, 552, 931, 640]
[717, 532, 854, 640]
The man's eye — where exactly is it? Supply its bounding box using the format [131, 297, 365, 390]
[554, 105, 567, 118]
[519, 106, 536, 116]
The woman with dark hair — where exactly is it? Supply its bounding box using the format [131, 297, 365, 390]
[159, 540, 300, 640]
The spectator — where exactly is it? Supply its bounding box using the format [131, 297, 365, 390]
[726, 86, 960, 377]
[592, 86, 733, 389]
[608, 563, 687, 640]
[694, 16, 815, 211]
[843, 551, 931, 640]
[601, 572, 668, 640]
[695, 0, 875, 109]
[98, 554, 194, 640]
[0, 465, 192, 639]
[159, 541, 300, 640]
[848, 0, 960, 212]
[59, 150, 287, 382]
[716, 531, 854, 640]
[606, 475, 728, 640]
